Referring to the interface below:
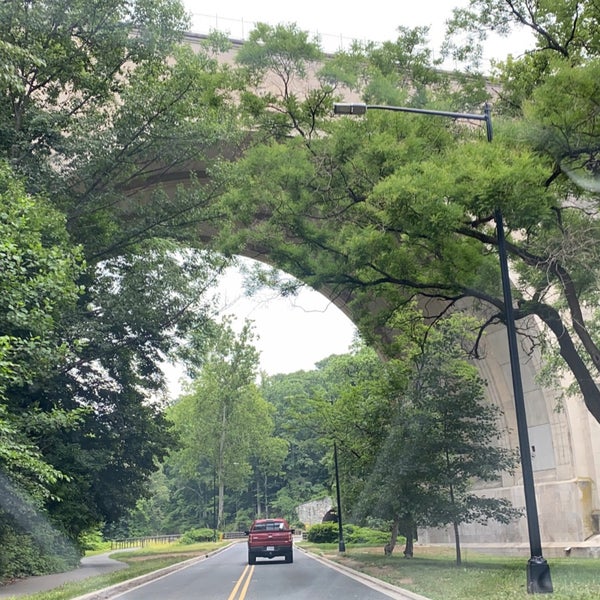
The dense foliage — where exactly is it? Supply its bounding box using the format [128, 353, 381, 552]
[168, 319, 287, 532]
[0, 0, 240, 579]
[121, 331, 516, 567]
[213, 3, 600, 427]
[306, 522, 391, 545]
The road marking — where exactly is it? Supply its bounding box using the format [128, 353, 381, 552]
[238, 564, 254, 599]
[227, 564, 255, 600]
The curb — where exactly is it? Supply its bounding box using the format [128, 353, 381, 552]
[296, 546, 431, 600]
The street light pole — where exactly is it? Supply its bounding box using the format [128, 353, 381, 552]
[213, 468, 218, 542]
[333, 440, 346, 553]
[333, 102, 552, 593]
[496, 208, 552, 593]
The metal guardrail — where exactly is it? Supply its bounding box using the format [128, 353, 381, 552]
[222, 531, 247, 539]
[110, 530, 282, 548]
[110, 534, 182, 550]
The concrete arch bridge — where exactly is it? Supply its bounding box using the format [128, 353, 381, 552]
[124, 32, 600, 549]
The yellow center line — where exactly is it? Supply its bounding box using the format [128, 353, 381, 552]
[238, 564, 254, 600]
[227, 564, 255, 600]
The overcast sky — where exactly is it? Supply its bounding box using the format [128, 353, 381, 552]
[215, 261, 358, 376]
[172, 1, 533, 380]
[164, 261, 357, 393]
[182, 0, 534, 65]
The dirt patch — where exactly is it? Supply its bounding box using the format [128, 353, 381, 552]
[326, 549, 416, 586]
[364, 565, 414, 585]
[124, 553, 202, 562]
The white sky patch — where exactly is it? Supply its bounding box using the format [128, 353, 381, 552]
[216, 262, 357, 376]
[183, 0, 534, 68]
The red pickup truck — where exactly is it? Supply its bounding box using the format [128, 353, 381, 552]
[246, 518, 295, 564]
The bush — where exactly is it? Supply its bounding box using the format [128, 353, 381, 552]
[0, 519, 80, 581]
[79, 527, 108, 551]
[306, 522, 338, 543]
[231, 508, 254, 533]
[306, 522, 398, 546]
[179, 528, 217, 544]
[344, 524, 393, 545]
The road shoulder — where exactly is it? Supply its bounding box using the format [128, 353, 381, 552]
[296, 546, 431, 600]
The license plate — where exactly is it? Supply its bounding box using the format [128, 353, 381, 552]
[266, 546, 275, 551]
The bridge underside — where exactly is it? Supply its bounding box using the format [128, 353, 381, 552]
[127, 159, 600, 547]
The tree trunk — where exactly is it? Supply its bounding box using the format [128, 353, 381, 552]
[400, 516, 416, 558]
[218, 480, 225, 531]
[217, 404, 228, 531]
[264, 473, 269, 518]
[384, 517, 400, 556]
[453, 520, 462, 566]
[530, 301, 600, 424]
[403, 531, 415, 558]
[459, 226, 600, 425]
[256, 477, 262, 517]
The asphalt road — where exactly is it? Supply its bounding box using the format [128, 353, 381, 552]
[104, 543, 426, 600]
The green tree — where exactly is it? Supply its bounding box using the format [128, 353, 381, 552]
[408, 316, 519, 565]
[0, 162, 84, 396]
[0, 161, 84, 491]
[0, 161, 86, 575]
[445, 0, 599, 66]
[357, 399, 427, 559]
[262, 369, 330, 504]
[214, 19, 600, 427]
[120, 465, 173, 536]
[310, 325, 421, 555]
[0, 0, 241, 554]
[445, 1, 600, 423]
[355, 316, 519, 564]
[169, 319, 286, 530]
[0, 0, 242, 264]
[261, 343, 396, 527]
[315, 348, 400, 518]
[235, 22, 326, 144]
[4, 241, 224, 542]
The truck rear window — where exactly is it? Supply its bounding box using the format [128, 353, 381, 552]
[253, 522, 285, 531]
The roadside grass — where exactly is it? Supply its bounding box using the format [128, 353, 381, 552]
[4, 541, 229, 600]
[300, 543, 600, 599]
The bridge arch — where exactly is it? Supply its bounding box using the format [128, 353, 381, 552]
[119, 32, 600, 548]
[127, 148, 600, 548]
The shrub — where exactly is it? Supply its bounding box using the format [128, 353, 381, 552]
[179, 528, 216, 544]
[306, 522, 338, 543]
[306, 523, 398, 546]
[0, 519, 80, 581]
[344, 524, 393, 545]
[79, 527, 108, 551]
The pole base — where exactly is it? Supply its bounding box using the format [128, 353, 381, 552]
[527, 557, 553, 594]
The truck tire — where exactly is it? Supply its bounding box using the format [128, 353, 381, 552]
[285, 550, 293, 564]
[248, 552, 256, 565]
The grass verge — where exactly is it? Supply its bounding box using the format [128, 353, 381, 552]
[300, 543, 600, 599]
